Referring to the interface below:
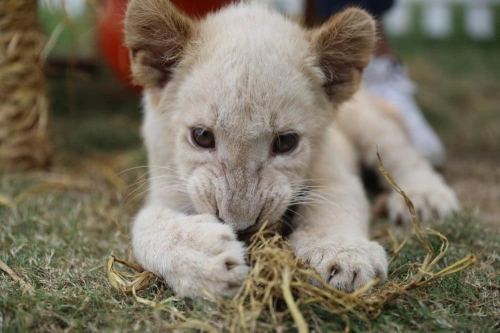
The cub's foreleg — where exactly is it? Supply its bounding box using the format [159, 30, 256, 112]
[288, 147, 388, 292]
[132, 205, 249, 297]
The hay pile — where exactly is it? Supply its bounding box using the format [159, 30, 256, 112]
[0, 0, 52, 170]
[108, 155, 476, 332]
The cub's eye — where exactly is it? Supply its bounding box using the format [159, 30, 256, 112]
[272, 133, 299, 154]
[191, 128, 215, 149]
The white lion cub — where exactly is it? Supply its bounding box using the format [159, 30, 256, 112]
[124, 0, 459, 297]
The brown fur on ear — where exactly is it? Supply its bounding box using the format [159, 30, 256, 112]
[124, 0, 198, 88]
[309, 8, 376, 104]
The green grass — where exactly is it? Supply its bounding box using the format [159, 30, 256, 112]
[1, 191, 498, 332]
[392, 39, 500, 159]
[39, 3, 95, 58]
[1, 38, 500, 331]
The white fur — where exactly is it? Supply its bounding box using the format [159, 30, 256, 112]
[127, 2, 458, 297]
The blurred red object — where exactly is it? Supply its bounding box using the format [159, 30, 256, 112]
[97, 0, 233, 91]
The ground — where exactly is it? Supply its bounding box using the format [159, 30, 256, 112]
[1, 37, 499, 332]
[399, 40, 500, 227]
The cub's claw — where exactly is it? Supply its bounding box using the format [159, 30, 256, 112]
[298, 238, 388, 293]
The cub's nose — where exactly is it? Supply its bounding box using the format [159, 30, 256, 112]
[216, 205, 262, 232]
[237, 219, 261, 234]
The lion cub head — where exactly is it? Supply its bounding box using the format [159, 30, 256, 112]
[125, 1, 375, 233]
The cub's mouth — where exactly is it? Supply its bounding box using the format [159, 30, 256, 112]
[277, 203, 299, 237]
[236, 203, 299, 242]
[235, 187, 308, 242]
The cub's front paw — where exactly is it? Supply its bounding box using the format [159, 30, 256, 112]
[386, 180, 459, 225]
[298, 239, 388, 293]
[157, 217, 249, 298]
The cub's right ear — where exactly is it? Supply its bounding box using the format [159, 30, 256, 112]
[124, 0, 197, 89]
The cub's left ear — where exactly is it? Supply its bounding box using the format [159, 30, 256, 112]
[309, 8, 376, 104]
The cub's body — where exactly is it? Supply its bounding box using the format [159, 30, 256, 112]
[126, 1, 458, 297]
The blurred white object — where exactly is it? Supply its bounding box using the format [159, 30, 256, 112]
[40, 0, 87, 19]
[384, 3, 412, 36]
[385, 0, 497, 40]
[465, 4, 494, 40]
[422, 3, 452, 39]
[363, 57, 446, 167]
[251, 0, 305, 17]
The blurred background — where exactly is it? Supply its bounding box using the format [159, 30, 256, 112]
[2, 0, 499, 224]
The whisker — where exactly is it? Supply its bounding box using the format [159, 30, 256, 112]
[278, 217, 295, 232]
[121, 181, 187, 207]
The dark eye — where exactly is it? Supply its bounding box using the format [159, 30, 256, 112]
[191, 128, 215, 149]
[272, 133, 298, 154]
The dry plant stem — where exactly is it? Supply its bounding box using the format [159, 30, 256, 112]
[376, 151, 477, 289]
[0, 259, 35, 295]
[281, 266, 308, 333]
[0, 0, 52, 170]
[107, 256, 152, 294]
[0, 194, 13, 207]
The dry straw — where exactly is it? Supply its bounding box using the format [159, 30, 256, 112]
[0, 0, 52, 170]
[108, 154, 476, 332]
